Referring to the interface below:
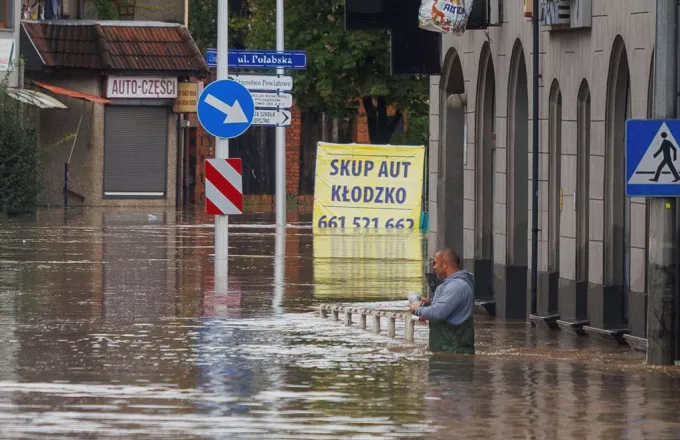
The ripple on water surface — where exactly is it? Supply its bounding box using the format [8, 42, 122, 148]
[0, 208, 679, 439]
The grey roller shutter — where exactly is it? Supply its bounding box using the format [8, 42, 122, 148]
[104, 106, 168, 197]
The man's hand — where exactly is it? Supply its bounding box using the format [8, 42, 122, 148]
[408, 298, 431, 313]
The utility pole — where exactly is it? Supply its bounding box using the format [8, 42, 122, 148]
[647, 0, 677, 365]
[214, 0, 230, 289]
[275, 0, 286, 227]
[530, 0, 540, 315]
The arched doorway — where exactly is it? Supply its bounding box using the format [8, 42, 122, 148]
[573, 79, 591, 321]
[598, 36, 631, 330]
[474, 43, 496, 303]
[501, 40, 529, 319]
[542, 79, 562, 317]
[433, 48, 466, 261]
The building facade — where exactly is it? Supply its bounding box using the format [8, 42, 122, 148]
[429, 0, 655, 343]
[20, 20, 206, 207]
[0, 0, 20, 86]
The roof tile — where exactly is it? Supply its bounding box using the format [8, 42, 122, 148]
[23, 21, 207, 73]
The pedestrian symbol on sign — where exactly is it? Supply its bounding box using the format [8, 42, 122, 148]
[648, 132, 680, 182]
[628, 122, 680, 184]
[626, 120, 680, 196]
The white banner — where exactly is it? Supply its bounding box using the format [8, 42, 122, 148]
[106, 76, 178, 99]
[0, 39, 15, 71]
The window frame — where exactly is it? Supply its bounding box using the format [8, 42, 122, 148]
[0, 0, 14, 29]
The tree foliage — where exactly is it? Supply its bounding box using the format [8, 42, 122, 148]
[190, 0, 429, 144]
[0, 77, 43, 215]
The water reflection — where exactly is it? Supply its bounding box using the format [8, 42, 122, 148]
[0, 207, 678, 439]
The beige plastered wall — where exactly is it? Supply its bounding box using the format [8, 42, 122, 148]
[35, 72, 178, 208]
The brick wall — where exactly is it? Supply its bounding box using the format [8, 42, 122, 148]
[285, 104, 302, 195]
[353, 101, 371, 144]
[351, 98, 407, 144]
[187, 112, 214, 206]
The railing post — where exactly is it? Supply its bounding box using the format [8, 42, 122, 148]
[332, 307, 339, 321]
[404, 312, 415, 342]
[320, 305, 327, 318]
[344, 310, 352, 326]
[373, 315, 381, 334]
[359, 310, 367, 329]
[388, 314, 396, 338]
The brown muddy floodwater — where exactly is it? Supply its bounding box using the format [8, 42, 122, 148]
[0, 207, 679, 439]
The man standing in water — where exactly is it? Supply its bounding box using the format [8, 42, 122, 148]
[409, 248, 475, 354]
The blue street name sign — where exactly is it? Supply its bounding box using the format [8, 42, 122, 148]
[197, 79, 255, 139]
[626, 119, 680, 197]
[205, 49, 307, 70]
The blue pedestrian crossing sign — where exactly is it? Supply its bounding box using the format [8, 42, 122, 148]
[626, 119, 680, 197]
[197, 79, 255, 139]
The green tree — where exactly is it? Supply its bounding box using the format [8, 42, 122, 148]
[190, 0, 429, 144]
[0, 77, 43, 215]
[190, 0, 258, 54]
[247, 0, 428, 144]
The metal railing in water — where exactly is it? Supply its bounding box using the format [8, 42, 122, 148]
[318, 304, 425, 342]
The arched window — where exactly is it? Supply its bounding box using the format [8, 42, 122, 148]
[473, 43, 496, 301]
[604, 36, 631, 325]
[576, 80, 591, 285]
[507, 40, 529, 269]
[548, 80, 562, 274]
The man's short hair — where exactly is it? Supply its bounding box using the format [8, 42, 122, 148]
[439, 248, 461, 267]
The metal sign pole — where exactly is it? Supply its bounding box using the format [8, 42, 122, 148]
[215, 0, 230, 287]
[275, 0, 286, 227]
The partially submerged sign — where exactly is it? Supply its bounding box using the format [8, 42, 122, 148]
[312, 142, 425, 229]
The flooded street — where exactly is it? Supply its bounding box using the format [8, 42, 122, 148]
[1, 207, 679, 439]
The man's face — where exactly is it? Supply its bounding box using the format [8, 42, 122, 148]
[433, 253, 448, 279]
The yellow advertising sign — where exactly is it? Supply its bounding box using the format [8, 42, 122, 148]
[313, 142, 425, 230]
[173, 82, 201, 113]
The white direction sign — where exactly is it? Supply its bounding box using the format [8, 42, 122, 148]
[253, 109, 291, 127]
[252, 92, 292, 109]
[227, 74, 293, 92]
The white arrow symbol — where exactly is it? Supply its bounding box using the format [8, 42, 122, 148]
[205, 94, 248, 124]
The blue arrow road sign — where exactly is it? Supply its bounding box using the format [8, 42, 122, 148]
[626, 119, 680, 196]
[197, 79, 255, 139]
[206, 49, 307, 70]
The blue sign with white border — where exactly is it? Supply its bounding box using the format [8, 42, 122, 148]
[197, 79, 255, 139]
[626, 119, 680, 197]
[206, 49, 307, 70]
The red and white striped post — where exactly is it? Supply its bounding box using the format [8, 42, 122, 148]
[206, 157, 243, 293]
[206, 158, 243, 215]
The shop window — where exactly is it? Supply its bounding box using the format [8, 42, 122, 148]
[1, 0, 8, 28]
[0, 0, 15, 28]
